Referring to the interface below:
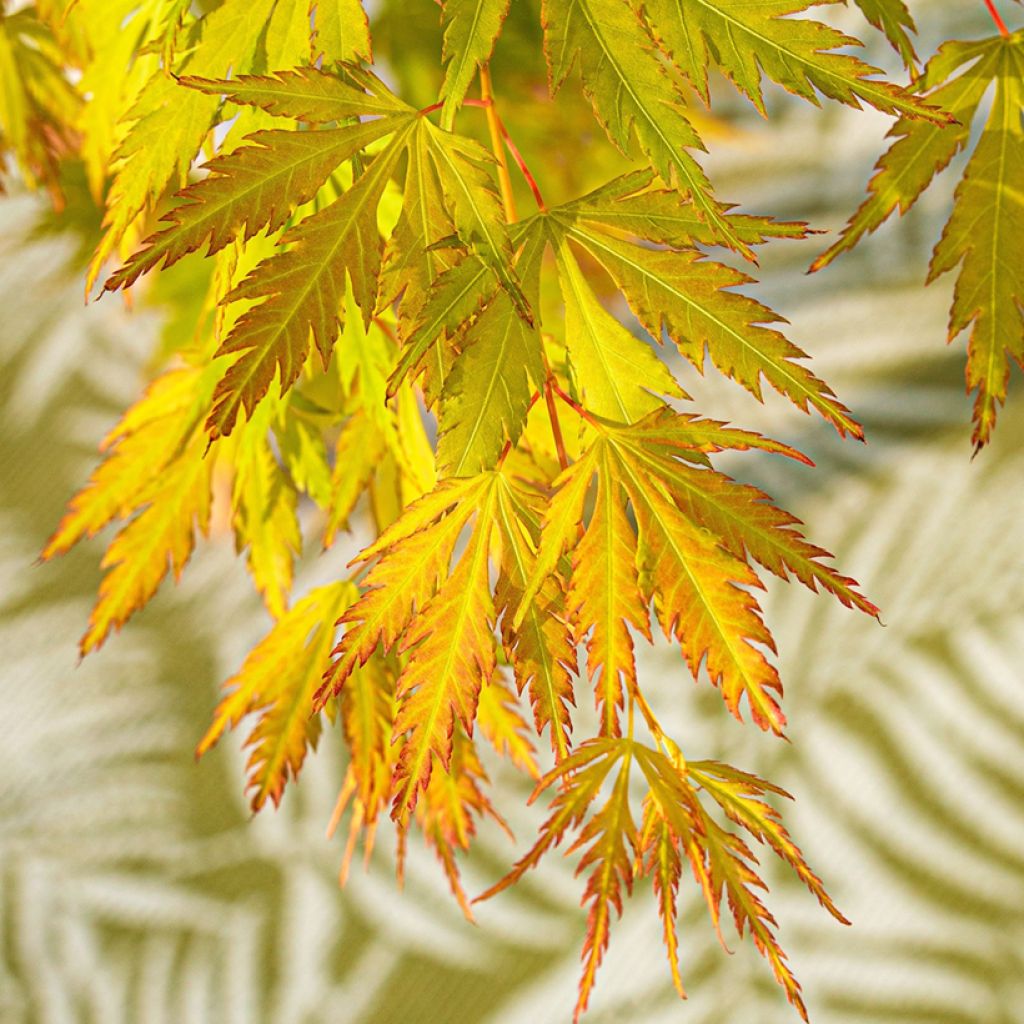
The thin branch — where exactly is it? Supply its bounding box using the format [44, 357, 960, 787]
[424, 79, 546, 212]
[544, 379, 571, 471]
[983, 0, 1011, 37]
[480, 65, 519, 222]
[550, 380, 601, 427]
[498, 122, 546, 212]
[477, 67, 546, 212]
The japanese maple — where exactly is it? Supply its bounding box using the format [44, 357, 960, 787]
[5, 0, 1018, 1017]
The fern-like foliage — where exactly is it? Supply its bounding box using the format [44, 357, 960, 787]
[25, 0, 1020, 1016]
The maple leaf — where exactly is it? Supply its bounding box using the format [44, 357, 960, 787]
[40, 365, 221, 655]
[813, 33, 1024, 449]
[546, 198, 864, 438]
[541, 0, 741, 252]
[206, 119, 417, 438]
[87, 0, 280, 288]
[633, 744, 848, 1021]
[480, 738, 846, 1021]
[438, 0, 512, 128]
[516, 407, 875, 734]
[474, 741, 643, 1018]
[107, 68, 531, 441]
[197, 581, 357, 811]
[852, 0, 918, 68]
[388, 250, 498, 394]
[104, 101, 408, 291]
[320, 469, 568, 816]
[644, 0, 935, 119]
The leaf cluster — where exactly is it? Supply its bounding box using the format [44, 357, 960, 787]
[24, 0, 1020, 1017]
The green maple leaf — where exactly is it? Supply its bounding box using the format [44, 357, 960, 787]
[852, 0, 918, 68]
[546, 183, 863, 438]
[645, 0, 934, 117]
[438, 0, 512, 127]
[542, 0, 741, 252]
[815, 33, 1024, 449]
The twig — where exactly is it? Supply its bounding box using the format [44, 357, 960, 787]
[983, 0, 1011, 37]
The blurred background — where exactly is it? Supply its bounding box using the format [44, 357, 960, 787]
[3, 2, 1024, 1022]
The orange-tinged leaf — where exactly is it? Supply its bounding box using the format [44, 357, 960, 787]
[623, 459, 786, 734]
[653, 456, 879, 616]
[632, 743, 846, 1019]
[701, 811, 811, 1019]
[389, 478, 499, 821]
[476, 737, 627, 902]
[476, 673, 540, 779]
[617, 409, 812, 465]
[638, 796, 687, 998]
[568, 446, 650, 736]
[568, 749, 636, 1022]
[41, 366, 207, 560]
[415, 730, 509, 919]
[812, 39, 999, 270]
[319, 474, 489, 704]
[80, 432, 214, 655]
[87, 0, 279, 289]
[197, 581, 356, 810]
[494, 477, 578, 759]
[689, 760, 849, 923]
[517, 410, 876, 734]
